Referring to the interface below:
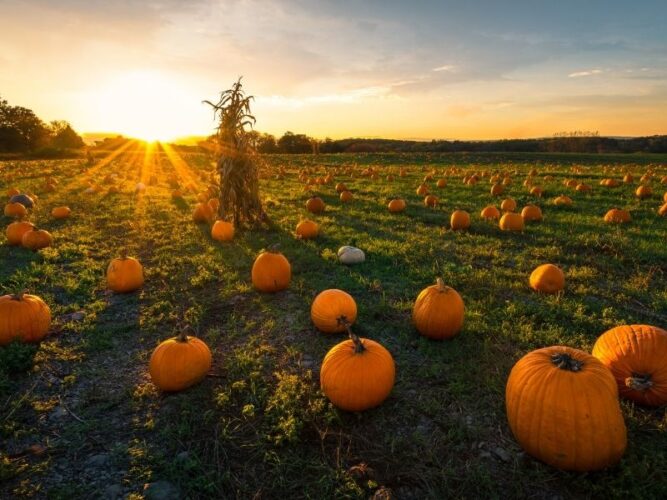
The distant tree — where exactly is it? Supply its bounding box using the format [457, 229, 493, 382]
[256, 133, 279, 153]
[277, 131, 312, 153]
[0, 96, 51, 152]
[49, 120, 85, 149]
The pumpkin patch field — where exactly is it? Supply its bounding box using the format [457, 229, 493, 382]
[1, 145, 667, 498]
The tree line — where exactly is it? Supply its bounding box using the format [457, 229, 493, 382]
[199, 130, 667, 155]
[0, 95, 85, 154]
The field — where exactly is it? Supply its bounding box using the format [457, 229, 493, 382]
[1, 146, 666, 499]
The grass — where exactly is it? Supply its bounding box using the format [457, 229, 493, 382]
[1, 147, 666, 498]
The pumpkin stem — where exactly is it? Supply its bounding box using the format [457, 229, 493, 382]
[435, 278, 449, 292]
[625, 373, 653, 392]
[551, 352, 583, 372]
[10, 289, 27, 301]
[268, 243, 281, 253]
[176, 325, 195, 343]
[338, 317, 365, 354]
[120, 249, 128, 260]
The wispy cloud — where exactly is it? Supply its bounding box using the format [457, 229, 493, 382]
[432, 65, 456, 72]
[568, 69, 603, 78]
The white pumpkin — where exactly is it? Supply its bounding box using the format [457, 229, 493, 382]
[338, 246, 365, 265]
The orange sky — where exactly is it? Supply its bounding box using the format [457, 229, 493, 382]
[1, 1, 665, 141]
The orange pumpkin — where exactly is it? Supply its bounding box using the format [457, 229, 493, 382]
[107, 253, 144, 293]
[575, 183, 592, 192]
[0, 292, 52, 345]
[412, 278, 464, 340]
[659, 203, 667, 217]
[500, 198, 516, 212]
[306, 196, 325, 214]
[490, 183, 504, 196]
[335, 182, 347, 193]
[251, 248, 291, 292]
[149, 330, 212, 392]
[296, 219, 319, 240]
[6, 221, 35, 246]
[553, 195, 573, 206]
[4, 202, 28, 218]
[529, 186, 543, 197]
[506, 346, 626, 471]
[311, 289, 357, 333]
[21, 227, 53, 250]
[416, 184, 429, 196]
[635, 185, 652, 199]
[211, 220, 234, 242]
[480, 205, 500, 220]
[320, 331, 395, 411]
[499, 212, 524, 231]
[450, 210, 470, 230]
[388, 199, 406, 213]
[424, 194, 438, 208]
[339, 190, 353, 203]
[436, 178, 447, 188]
[51, 206, 71, 219]
[529, 264, 565, 294]
[604, 208, 631, 223]
[521, 204, 542, 222]
[193, 202, 214, 223]
[592, 325, 667, 407]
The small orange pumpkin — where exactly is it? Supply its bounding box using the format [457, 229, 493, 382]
[604, 208, 631, 223]
[251, 247, 291, 292]
[51, 206, 71, 219]
[521, 204, 543, 222]
[436, 178, 447, 188]
[424, 194, 439, 208]
[339, 190, 353, 203]
[107, 252, 144, 293]
[21, 227, 53, 250]
[480, 205, 500, 220]
[412, 278, 465, 340]
[211, 220, 234, 242]
[193, 202, 214, 223]
[529, 264, 565, 294]
[296, 219, 319, 240]
[490, 183, 504, 196]
[0, 292, 52, 345]
[635, 185, 652, 199]
[306, 196, 325, 214]
[500, 198, 516, 212]
[450, 210, 470, 230]
[553, 195, 572, 206]
[311, 289, 357, 333]
[499, 212, 524, 231]
[149, 329, 212, 392]
[416, 183, 429, 196]
[388, 199, 406, 213]
[6, 221, 35, 246]
[4, 202, 28, 218]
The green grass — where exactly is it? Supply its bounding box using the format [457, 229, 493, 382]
[1, 150, 666, 498]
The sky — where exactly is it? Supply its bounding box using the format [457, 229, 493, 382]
[0, 0, 666, 141]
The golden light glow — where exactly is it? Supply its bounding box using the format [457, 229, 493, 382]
[83, 71, 199, 142]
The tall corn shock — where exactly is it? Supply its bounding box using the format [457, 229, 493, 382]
[203, 78, 266, 226]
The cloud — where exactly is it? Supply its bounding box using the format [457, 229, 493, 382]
[568, 69, 604, 78]
[433, 65, 456, 72]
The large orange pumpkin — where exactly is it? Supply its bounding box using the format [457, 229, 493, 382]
[149, 330, 212, 392]
[506, 346, 626, 471]
[22, 228, 53, 250]
[592, 324, 667, 407]
[529, 264, 565, 293]
[320, 331, 395, 411]
[211, 220, 234, 242]
[499, 212, 524, 231]
[0, 292, 52, 345]
[296, 219, 319, 240]
[107, 253, 144, 293]
[251, 248, 291, 292]
[311, 289, 357, 333]
[6, 221, 35, 246]
[412, 278, 464, 340]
